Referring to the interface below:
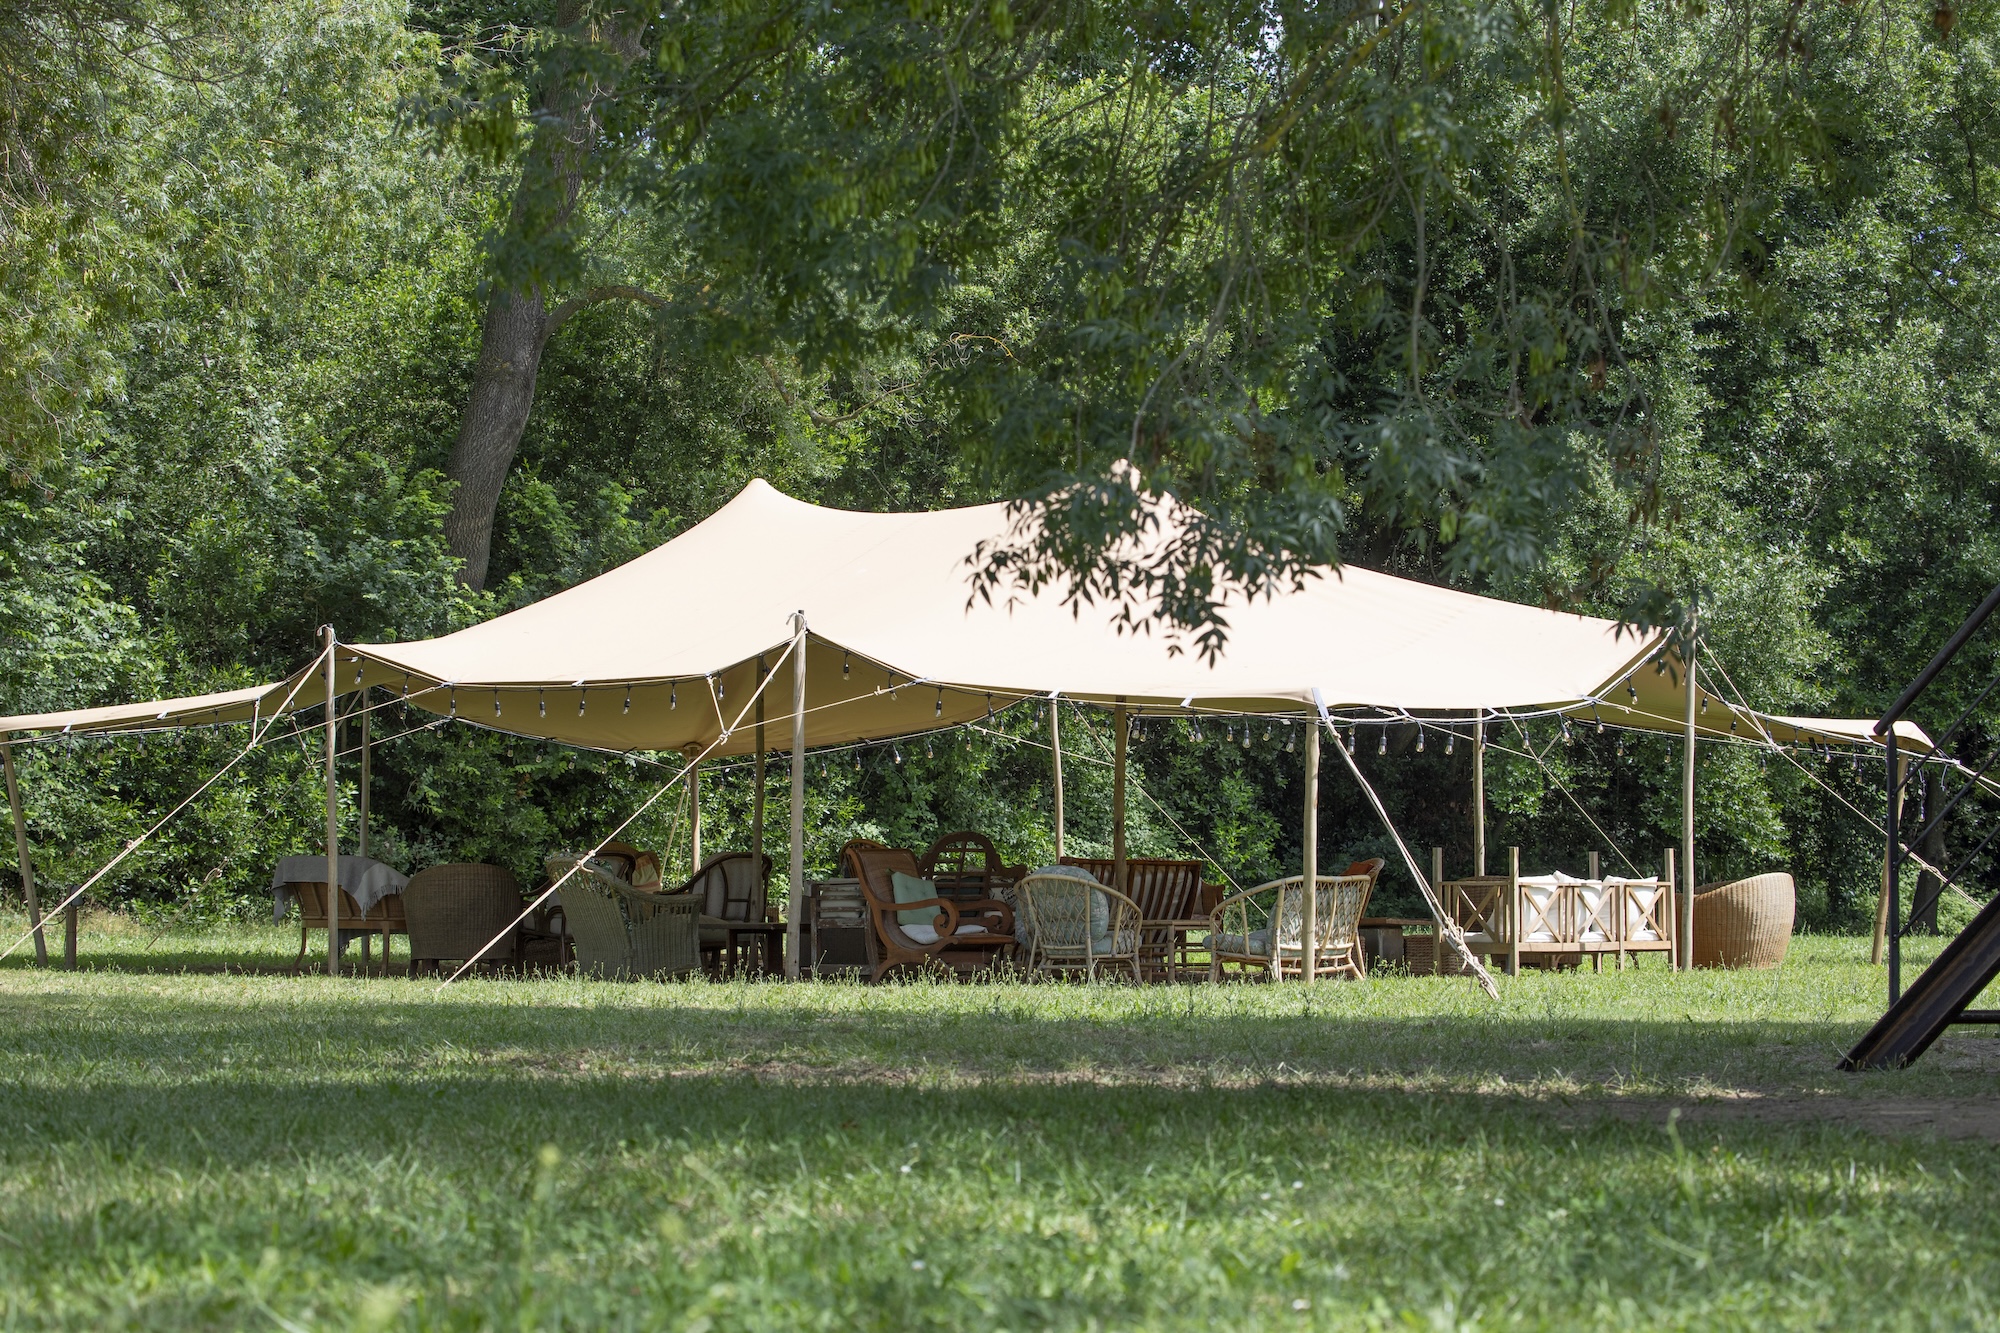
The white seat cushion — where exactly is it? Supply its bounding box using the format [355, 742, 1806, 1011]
[901, 923, 993, 945]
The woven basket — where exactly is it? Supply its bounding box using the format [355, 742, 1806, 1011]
[1692, 873, 1794, 969]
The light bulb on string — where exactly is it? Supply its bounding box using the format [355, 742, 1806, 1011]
[1191, 717, 1204, 742]
[926, 736, 934, 759]
[842, 652, 850, 680]
[622, 688, 631, 715]
[449, 688, 457, 717]
[1627, 683, 1638, 703]
[577, 692, 587, 718]
[538, 690, 546, 718]
[494, 692, 502, 718]
[888, 673, 898, 700]
[1700, 694, 1709, 714]
[1285, 725, 1296, 753]
[1446, 730, 1455, 756]
[1240, 721, 1251, 749]
[1415, 727, 1425, 753]
[1263, 721, 1273, 741]
[892, 743, 903, 765]
[854, 749, 862, 771]
[985, 693, 994, 720]
[716, 676, 724, 702]
[670, 682, 677, 710]
[1593, 706, 1603, 734]
[1560, 718, 1573, 744]
[1377, 728, 1388, 756]
[936, 689, 944, 718]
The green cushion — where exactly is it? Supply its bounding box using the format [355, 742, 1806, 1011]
[891, 871, 940, 927]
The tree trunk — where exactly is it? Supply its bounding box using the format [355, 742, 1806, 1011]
[441, 3, 644, 589]
[444, 291, 551, 590]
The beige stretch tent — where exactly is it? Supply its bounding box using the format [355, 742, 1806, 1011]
[0, 476, 1933, 975]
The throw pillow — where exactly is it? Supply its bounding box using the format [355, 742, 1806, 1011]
[890, 871, 941, 927]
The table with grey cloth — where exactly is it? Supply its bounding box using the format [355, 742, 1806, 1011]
[271, 855, 410, 924]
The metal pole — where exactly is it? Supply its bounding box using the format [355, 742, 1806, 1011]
[1050, 700, 1065, 860]
[1111, 701, 1129, 897]
[357, 692, 371, 861]
[2, 740, 47, 966]
[1472, 714, 1486, 877]
[787, 616, 806, 980]
[753, 654, 766, 894]
[1680, 630, 1698, 971]
[324, 627, 340, 979]
[1303, 719, 1320, 983]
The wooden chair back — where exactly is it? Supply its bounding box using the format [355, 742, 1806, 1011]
[676, 850, 772, 923]
[920, 831, 1024, 900]
[1059, 857, 1205, 921]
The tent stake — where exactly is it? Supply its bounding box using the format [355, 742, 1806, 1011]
[1473, 713, 1486, 876]
[324, 626, 340, 980]
[2, 739, 47, 966]
[1681, 618, 1697, 971]
[787, 616, 806, 980]
[1050, 700, 1064, 860]
[1111, 701, 1128, 899]
[1303, 718, 1319, 983]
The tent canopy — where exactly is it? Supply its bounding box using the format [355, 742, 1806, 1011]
[0, 477, 1933, 756]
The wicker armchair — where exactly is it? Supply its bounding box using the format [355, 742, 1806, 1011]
[564, 869, 700, 980]
[1015, 871, 1144, 980]
[1208, 872, 1375, 981]
[849, 845, 1014, 982]
[403, 864, 525, 977]
[1693, 873, 1794, 969]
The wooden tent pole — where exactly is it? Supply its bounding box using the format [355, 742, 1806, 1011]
[787, 616, 806, 980]
[2, 739, 47, 966]
[1473, 714, 1486, 877]
[1111, 701, 1129, 897]
[357, 692, 370, 861]
[323, 626, 340, 979]
[1050, 699, 1065, 860]
[1302, 718, 1320, 983]
[753, 654, 767, 894]
[687, 749, 702, 872]
[1681, 625, 1698, 971]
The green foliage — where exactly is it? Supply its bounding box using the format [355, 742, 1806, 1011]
[1, 0, 1997, 933]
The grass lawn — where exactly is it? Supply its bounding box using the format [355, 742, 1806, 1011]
[2, 917, 1997, 1330]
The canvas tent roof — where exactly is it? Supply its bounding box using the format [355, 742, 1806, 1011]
[0, 478, 1933, 756]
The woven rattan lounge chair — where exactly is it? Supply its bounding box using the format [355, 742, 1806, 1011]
[287, 881, 406, 977]
[563, 867, 700, 980]
[849, 846, 1014, 982]
[1208, 871, 1375, 981]
[1692, 873, 1795, 969]
[1015, 871, 1144, 980]
[403, 864, 525, 977]
[921, 831, 1027, 902]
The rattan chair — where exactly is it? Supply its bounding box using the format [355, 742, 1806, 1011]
[1015, 872, 1144, 980]
[1692, 873, 1795, 969]
[1059, 856, 1206, 979]
[403, 864, 525, 977]
[1208, 873, 1374, 981]
[286, 881, 406, 976]
[564, 868, 700, 980]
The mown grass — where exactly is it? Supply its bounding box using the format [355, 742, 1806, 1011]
[1, 918, 1996, 1330]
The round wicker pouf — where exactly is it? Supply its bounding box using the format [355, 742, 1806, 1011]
[1692, 873, 1795, 969]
